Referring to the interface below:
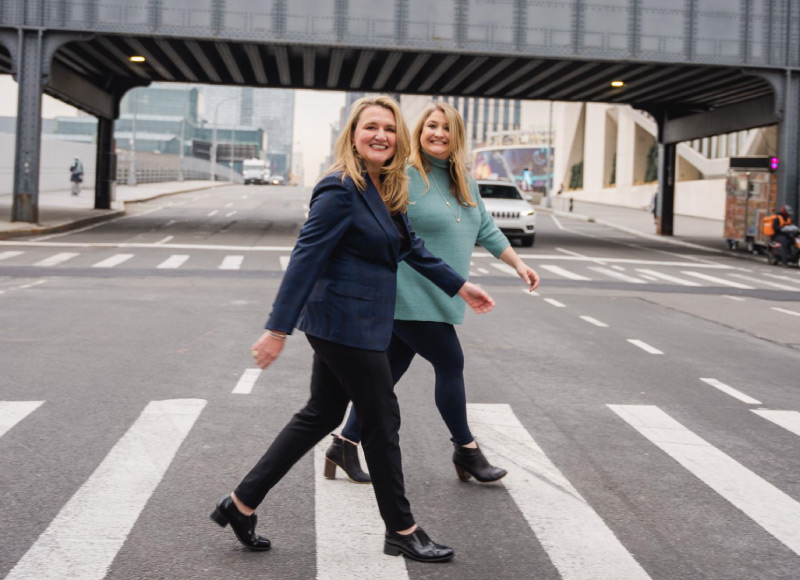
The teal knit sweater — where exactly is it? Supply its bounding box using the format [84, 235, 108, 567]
[395, 154, 510, 324]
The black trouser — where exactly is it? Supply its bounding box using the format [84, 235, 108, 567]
[341, 320, 473, 445]
[234, 334, 415, 531]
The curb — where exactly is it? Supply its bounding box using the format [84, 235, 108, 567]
[0, 182, 226, 240]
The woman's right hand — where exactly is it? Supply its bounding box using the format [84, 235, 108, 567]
[251, 331, 286, 369]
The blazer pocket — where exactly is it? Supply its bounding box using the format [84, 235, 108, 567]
[333, 280, 376, 301]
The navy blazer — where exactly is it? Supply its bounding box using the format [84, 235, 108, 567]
[266, 172, 466, 351]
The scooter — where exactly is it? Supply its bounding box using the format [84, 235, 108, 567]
[766, 224, 800, 266]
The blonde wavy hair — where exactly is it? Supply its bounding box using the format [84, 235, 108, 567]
[328, 95, 411, 214]
[410, 102, 476, 208]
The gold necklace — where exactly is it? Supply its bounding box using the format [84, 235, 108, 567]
[431, 175, 462, 223]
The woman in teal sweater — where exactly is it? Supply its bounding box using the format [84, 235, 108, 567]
[324, 102, 540, 484]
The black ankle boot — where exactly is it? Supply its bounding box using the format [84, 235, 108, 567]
[452, 440, 507, 483]
[324, 434, 372, 483]
[384, 527, 454, 562]
[210, 495, 271, 551]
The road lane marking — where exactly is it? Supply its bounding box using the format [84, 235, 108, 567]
[34, 252, 79, 267]
[520, 288, 540, 296]
[544, 298, 566, 308]
[588, 266, 646, 284]
[219, 255, 244, 270]
[225, 211, 237, 217]
[609, 404, 800, 557]
[556, 247, 608, 266]
[550, 214, 566, 230]
[723, 295, 746, 301]
[91, 253, 134, 268]
[771, 307, 800, 317]
[727, 273, 800, 291]
[471, 404, 652, 580]
[627, 339, 663, 354]
[207, 210, 219, 217]
[699, 378, 762, 405]
[10, 280, 47, 291]
[681, 271, 754, 289]
[478, 267, 489, 274]
[154, 236, 173, 245]
[0, 401, 44, 439]
[0, 251, 23, 262]
[279, 256, 290, 271]
[314, 439, 409, 580]
[635, 269, 701, 286]
[491, 262, 518, 276]
[5, 399, 206, 580]
[232, 369, 262, 394]
[157, 255, 190, 269]
[752, 410, 800, 437]
[225, 202, 234, 208]
[540, 265, 591, 281]
[580, 315, 608, 327]
[763, 273, 800, 284]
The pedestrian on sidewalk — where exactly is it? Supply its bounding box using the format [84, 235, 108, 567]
[325, 101, 539, 487]
[210, 96, 495, 563]
[69, 158, 83, 196]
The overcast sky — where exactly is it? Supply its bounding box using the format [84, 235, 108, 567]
[0, 77, 344, 186]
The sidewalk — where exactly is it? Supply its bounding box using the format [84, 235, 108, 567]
[0, 181, 225, 239]
[542, 196, 726, 252]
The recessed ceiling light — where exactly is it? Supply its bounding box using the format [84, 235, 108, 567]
[130, 55, 146, 63]
[611, 80, 624, 87]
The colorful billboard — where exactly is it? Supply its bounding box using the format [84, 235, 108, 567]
[472, 146, 553, 192]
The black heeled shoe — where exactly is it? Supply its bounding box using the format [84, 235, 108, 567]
[323, 434, 372, 483]
[210, 495, 271, 551]
[452, 440, 507, 483]
[384, 527, 454, 563]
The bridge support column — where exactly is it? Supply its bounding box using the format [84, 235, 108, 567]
[776, 72, 800, 212]
[95, 117, 116, 210]
[11, 30, 46, 223]
[656, 142, 676, 236]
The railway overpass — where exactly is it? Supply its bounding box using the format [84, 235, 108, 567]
[2, 0, 799, 234]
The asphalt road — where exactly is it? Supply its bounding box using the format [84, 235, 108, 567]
[1, 184, 799, 580]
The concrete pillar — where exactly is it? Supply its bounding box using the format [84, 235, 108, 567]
[583, 103, 609, 191]
[12, 31, 45, 223]
[95, 116, 116, 210]
[656, 142, 676, 236]
[777, 72, 800, 211]
[615, 110, 635, 188]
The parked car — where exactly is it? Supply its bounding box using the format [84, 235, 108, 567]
[476, 180, 536, 247]
[269, 174, 285, 186]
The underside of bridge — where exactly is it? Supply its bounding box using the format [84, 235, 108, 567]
[0, 32, 795, 233]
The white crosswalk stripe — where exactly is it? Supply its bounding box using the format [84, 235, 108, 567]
[279, 256, 291, 271]
[727, 273, 800, 291]
[34, 252, 79, 267]
[91, 253, 134, 268]
[681, 271, 754, 289]
[157, 254, 190, 269]
[0, 401, 44, 439]
[0, 250, 24, 262]
[219, 255, 244, 270]
[752, 410, 800, 437]
[5, 399, 206, 580]
[472, 404, 653, 580]
[540, 264, 592, 280]
[635, 268, 702, 286]
[609, 404, 800, 557]
[588, 266, 647, 284]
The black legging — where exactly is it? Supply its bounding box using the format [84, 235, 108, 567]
[340, 320, 473, 445]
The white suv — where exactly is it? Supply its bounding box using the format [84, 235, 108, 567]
[477, 180, 536, 247]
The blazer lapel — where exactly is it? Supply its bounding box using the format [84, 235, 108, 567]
[361, 174, 399, 256]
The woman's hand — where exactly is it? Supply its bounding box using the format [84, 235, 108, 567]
[458, 282, 495, 314]
[515, 263, 541, 292]
[251, 331, 286, 370]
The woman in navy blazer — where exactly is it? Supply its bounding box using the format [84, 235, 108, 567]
[210, 96, 495, 563]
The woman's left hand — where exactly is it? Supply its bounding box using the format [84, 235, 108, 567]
[516, 263, 541, 292]
[251, 331, 286, 370]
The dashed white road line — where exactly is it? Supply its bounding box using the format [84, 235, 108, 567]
[752, 410, 800, 437]
[154, 236, 174, 245]
[520, 288, 540, 296]
[727, 273, 800, 291]
[771, 307, 800, 317]
[225, 211, 237, 217]
[635, 269, 701, 286]
[232, 369, 262, 394]
[699, 378, 762, 405]
[157, 255, 190, 269]
[219, 255, 244, 270]
[610, 404, 800, 557]
[544, 298, 566, 308]
[723, 295, 746, 301]
[627, 339, 663, 354]
[580, 315, 608, 327]
[207, 210, 219, 217]
[588, 266, 646, 284]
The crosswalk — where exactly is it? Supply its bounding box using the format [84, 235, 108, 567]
[3, 248, 800, 292]
[2, 397, 799, 579]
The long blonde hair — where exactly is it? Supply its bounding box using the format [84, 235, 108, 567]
[328, 96, 411, 214]
[410, 102, 476, 208]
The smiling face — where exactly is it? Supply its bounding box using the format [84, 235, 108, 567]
[419, 109, 451, 160]
[353, 105, 397, 176]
